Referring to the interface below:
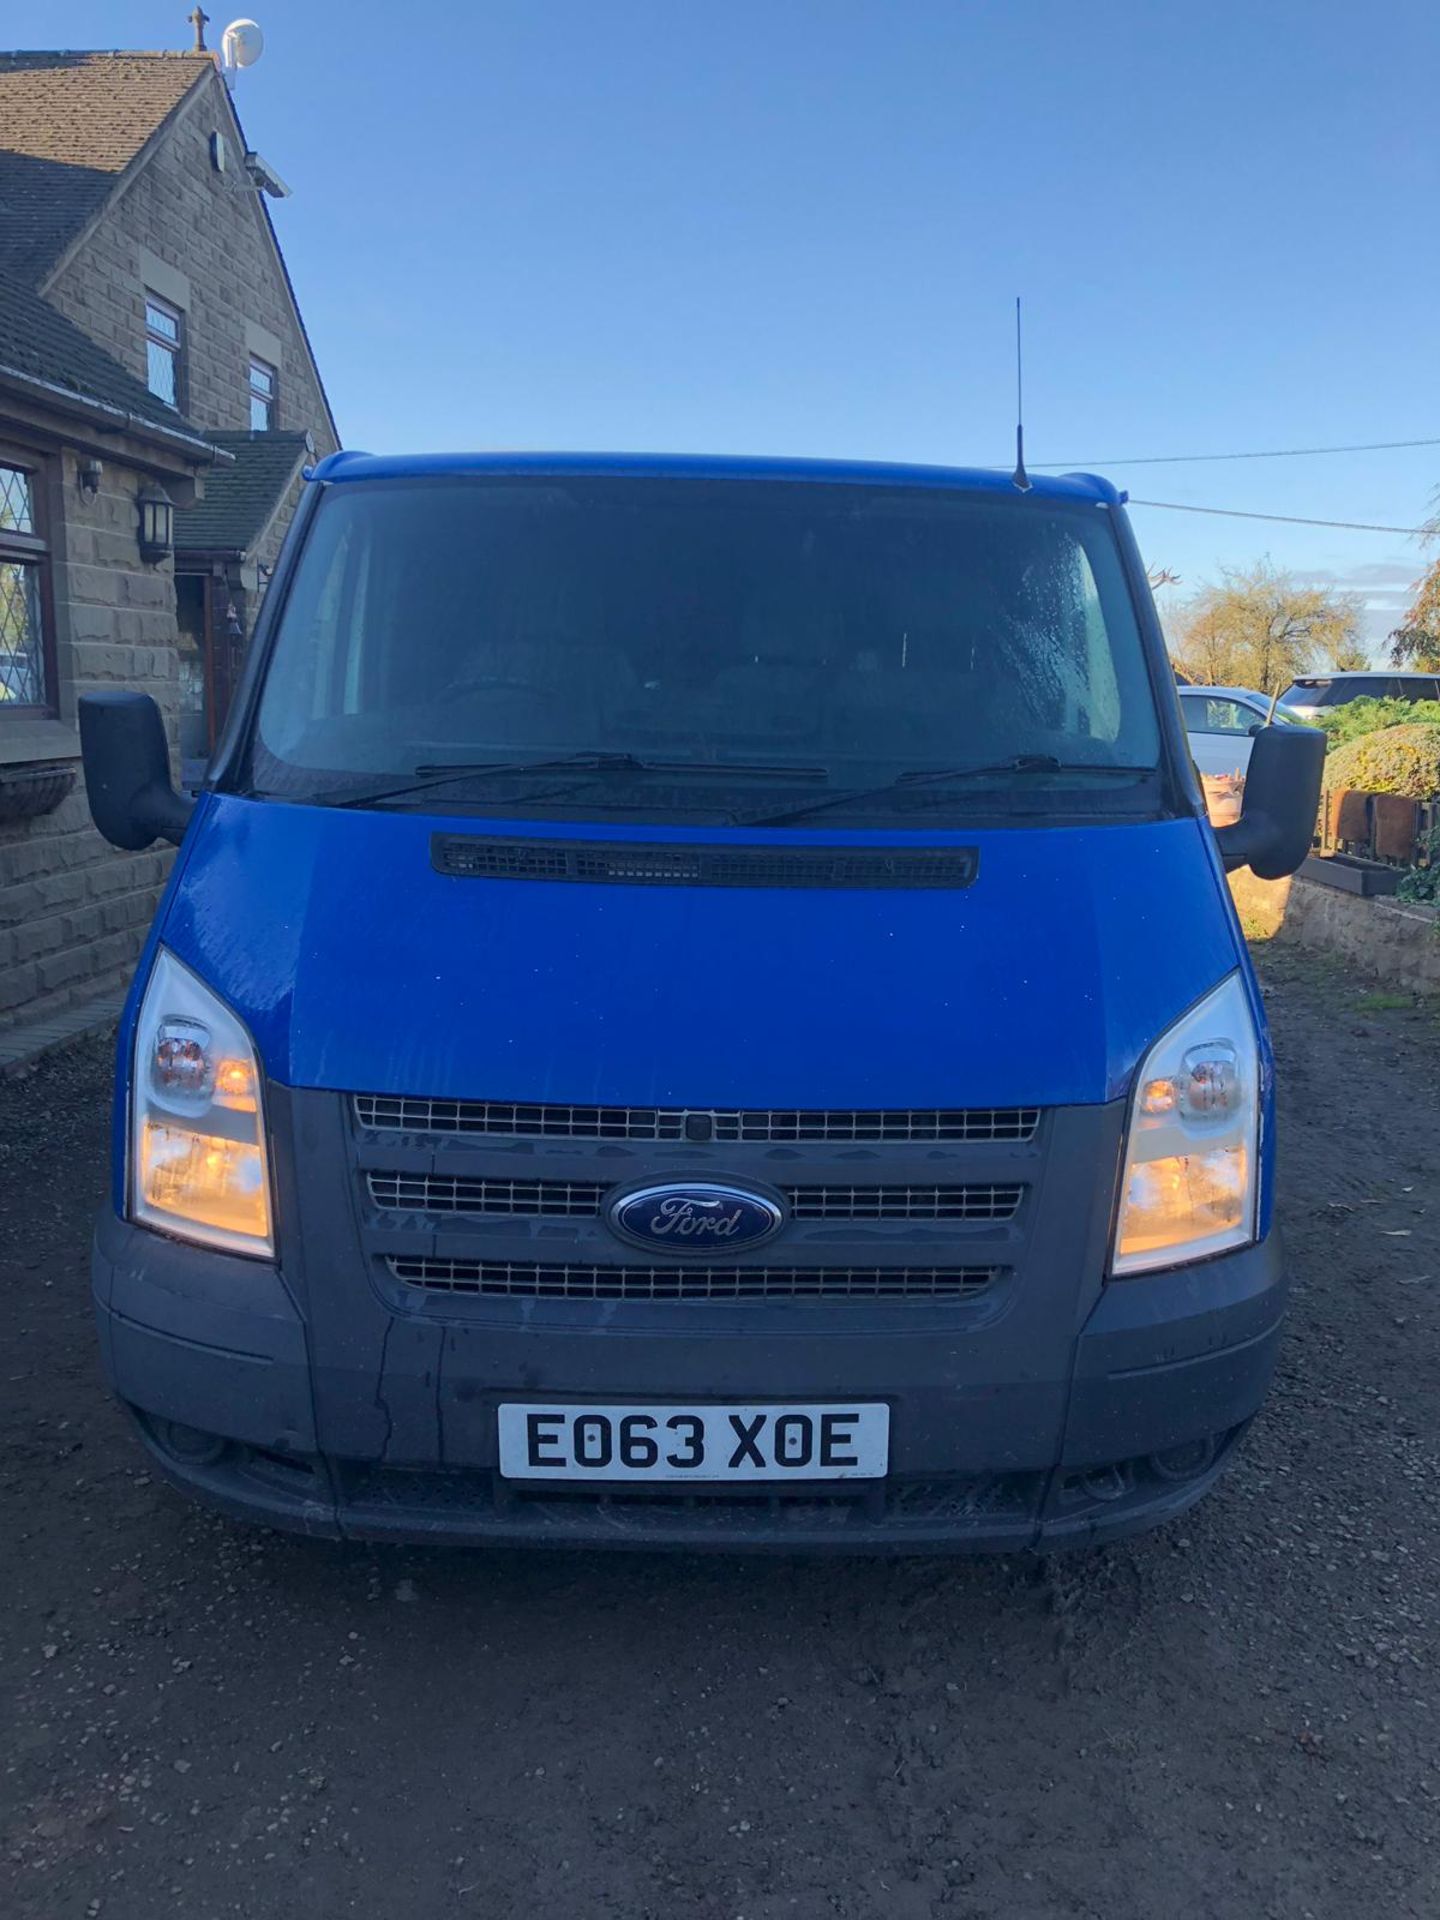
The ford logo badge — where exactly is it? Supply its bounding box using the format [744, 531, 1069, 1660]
[607, 1182, 785, 1255]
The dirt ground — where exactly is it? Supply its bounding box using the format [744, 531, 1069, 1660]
[3, 944, 1438, 1920]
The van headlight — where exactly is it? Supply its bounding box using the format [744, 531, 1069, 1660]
[1111, 972, 1260, 1277]
[131, 948, 273, 1257]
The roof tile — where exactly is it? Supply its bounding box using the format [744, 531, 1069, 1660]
[174, 430, 312, 553]
[0, 269, 207, 436]
[0, 52, 210, 282]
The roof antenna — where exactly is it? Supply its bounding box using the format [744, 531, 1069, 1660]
[220, 18, 265, 87]
[1012, 296, 1032, 493]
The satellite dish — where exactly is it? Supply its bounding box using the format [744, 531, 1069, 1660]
[222, 19, 265, 69]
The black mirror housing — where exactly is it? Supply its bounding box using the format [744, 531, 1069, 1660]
[78, 691, 194, 850]
[1214, 723, 1326, 880]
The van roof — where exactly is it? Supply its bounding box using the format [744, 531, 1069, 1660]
[306, 449, 1126, 505]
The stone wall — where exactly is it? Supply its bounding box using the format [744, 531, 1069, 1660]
[43, 69, 336, 456]
[1231, 868, 1440, 994]
[1, 58, 337, 1049]
[0, 452, 178, 1037]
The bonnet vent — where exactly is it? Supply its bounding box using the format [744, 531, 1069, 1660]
[430, 836, 979, 890]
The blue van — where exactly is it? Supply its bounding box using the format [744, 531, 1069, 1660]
[79, 453, 1323, 1552]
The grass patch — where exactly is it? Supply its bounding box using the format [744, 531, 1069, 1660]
[1356, 991, 1414, 1013]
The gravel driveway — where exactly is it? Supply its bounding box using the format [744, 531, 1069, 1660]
[3, 944, 1438, 1919]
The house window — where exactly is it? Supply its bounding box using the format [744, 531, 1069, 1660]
[248, 356, 276, 430]
[0, 459, 55, 711]
[145, 293, 184, 408]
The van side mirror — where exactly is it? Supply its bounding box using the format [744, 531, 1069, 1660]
[78, 691, 194, 850]
[1214, 723, 1325, 879]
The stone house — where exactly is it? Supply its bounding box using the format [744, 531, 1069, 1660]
[0, 42, 338, 1059]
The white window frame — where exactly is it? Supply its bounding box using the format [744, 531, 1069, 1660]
[248, 355, 277, 431]
[144, 292, 185, 410]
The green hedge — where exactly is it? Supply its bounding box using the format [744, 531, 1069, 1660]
[1325, 722, 1440, 801]
[1318, 697, 1440, 747]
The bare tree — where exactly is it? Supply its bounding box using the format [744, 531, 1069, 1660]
[1389, 504, 1440, 671]
[1170, 559, 1365, 692]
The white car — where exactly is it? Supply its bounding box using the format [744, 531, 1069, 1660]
[1178, 685, 1308, 780]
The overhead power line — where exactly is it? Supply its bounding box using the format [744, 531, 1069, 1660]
[1034, 435, 1440, 468]
[1128, 498, 1426, 535]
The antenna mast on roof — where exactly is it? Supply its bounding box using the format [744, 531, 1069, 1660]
[1012, 296, 1031, 493]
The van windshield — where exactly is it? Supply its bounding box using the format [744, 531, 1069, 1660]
[249, 475, 1161, 820]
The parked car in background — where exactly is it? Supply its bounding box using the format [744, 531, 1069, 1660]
[1179, 685, 1307, 779]
[1280, 671, 1440, 721]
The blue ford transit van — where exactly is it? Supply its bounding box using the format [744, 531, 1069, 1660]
[79, 453, 1323, 1552]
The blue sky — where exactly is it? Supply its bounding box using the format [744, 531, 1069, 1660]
[14, 1, 1440, 648]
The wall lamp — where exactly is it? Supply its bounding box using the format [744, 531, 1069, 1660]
[137, 484, 174, 565]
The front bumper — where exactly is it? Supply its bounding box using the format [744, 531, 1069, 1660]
[92, 1209, 1285, 1553]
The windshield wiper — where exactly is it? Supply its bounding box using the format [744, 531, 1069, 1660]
[739, 756, 1153, 827]
[295, 751, 653, 810]
[297, 753, 829, 811]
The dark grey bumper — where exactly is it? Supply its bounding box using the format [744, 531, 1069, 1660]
[92, 1207, 1285, 1553]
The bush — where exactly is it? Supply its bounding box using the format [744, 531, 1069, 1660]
[1318, 697, 1440, 747]
[1325, 722, 1440, 801]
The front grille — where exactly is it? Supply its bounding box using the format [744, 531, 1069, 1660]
[388, 1258, 1002, 1302]
[367, 1173, 1023, 1222]
[369, 1174, 607, 1215]
[338, 1463, 1042, 1529]
[355, 1096, 1040, 1145]
[786, 1184, 1022, 1221]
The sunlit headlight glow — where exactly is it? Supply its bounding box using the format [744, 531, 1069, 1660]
[131, 950, 273, 1256]
[139, 1122, 270, 1241]
[1112, 974, 1260, 1277]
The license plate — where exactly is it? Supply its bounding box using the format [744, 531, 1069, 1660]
[497, 1402, 889, 1482]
